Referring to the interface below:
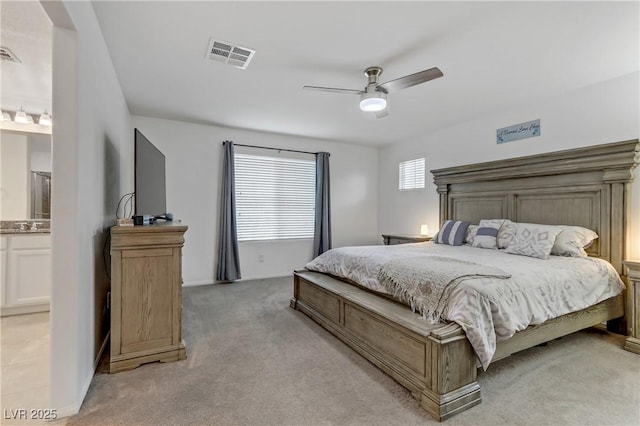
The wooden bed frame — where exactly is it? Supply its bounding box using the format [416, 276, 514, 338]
[291, 139, 639, 421]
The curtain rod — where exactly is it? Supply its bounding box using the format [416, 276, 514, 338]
[223, 141, 328, 156]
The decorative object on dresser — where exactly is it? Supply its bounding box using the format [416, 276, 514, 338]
[109, 222, 188, 373]
[292, 139, 639, 421]
[382, 234, 432, 245]
[623, 260, 640, 354]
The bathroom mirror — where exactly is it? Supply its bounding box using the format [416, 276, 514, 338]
[0, 130, 52, 220]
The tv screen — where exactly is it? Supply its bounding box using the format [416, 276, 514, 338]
[134, 129, 166, 217]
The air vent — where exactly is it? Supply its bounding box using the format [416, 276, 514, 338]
[206, 39, 255, 70]
[0, 46, 21, 63]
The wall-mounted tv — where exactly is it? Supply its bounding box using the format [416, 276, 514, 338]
[134, 128, 166, 217]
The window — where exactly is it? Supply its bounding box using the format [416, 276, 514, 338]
[235, 153, 315, 241]
[399, 157, 425, 190]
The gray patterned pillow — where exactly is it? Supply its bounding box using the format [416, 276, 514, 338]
[505, 225, 563, 259]
[472, 219, 505, 249]
[497, 220, 517, 249]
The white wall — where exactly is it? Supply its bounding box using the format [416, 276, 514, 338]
[131, 116, 379, 284]
[378, 72, 640, 257]
[0, 132, 30, 219]
[30, 133, 52, 172]
[48, 0, 132, 416]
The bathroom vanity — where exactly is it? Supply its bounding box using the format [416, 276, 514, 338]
[0, 222, 51, 316]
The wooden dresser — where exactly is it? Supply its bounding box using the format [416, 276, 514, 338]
[109, 222, 188, 373]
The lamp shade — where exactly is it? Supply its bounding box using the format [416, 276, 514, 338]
[39, 111, 52, 126]
[359, 91, 387, 112]
[420, 224, 429, 236]
[14, 108, 28, 124]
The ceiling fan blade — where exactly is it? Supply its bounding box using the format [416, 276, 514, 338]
[375, 108, 389, 119]
[303, 86, 364, 95]
[377, 67, 443, 93]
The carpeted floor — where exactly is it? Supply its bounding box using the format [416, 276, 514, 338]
[68, 277, 640, 425]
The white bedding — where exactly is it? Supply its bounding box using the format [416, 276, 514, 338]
[304, 242, 624, 369]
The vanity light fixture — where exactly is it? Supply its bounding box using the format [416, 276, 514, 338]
[14, 107, 28, 124]
[38, 110, 52, 126]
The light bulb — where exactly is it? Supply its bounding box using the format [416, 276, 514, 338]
[39, 110, 52, 126]
[14, 107, 28, 124]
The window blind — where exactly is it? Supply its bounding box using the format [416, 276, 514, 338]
[399, 157, 425, 190]
[235, 153, 315, 241]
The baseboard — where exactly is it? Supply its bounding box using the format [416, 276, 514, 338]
[54, 364, 96, 419]
[183, 274, 293, 287]
[182, 280, 215, 287]
[237, 273, 293, 282]
[95, 331, 110, 370]
[0, 303, 49, 317]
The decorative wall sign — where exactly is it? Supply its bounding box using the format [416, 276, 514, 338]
[497, 119, 540, 144]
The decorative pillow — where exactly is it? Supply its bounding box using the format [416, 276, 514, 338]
[497, 220, 517, 249]
[472, 219, 505, 249]
[550, 225, 598, 257]
[465, 225, 479, 245]
[434, 220, 471, 246]
[505, 225, 563, 259]
[510, 223, 598, 257]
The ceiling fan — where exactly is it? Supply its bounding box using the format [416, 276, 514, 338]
[303, 66, 443, 118]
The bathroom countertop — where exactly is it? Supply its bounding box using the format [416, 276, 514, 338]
[0, 229, 51, 235]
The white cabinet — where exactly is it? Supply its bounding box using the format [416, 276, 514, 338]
[0, 237, 7, 308]
[0, 234, 51, 316]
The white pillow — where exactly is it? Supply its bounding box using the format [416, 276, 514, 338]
[551, 225, 598, 257]
[471, 219, 505, 249]
[512, 223, 598, 257]
[497, 220, 517, 249]
[465, 225, 479, 245]
[505, 225, 563, 260]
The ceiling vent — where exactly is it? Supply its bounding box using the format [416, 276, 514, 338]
[0, 46, 21, 63]
[206, 39, 255, 70]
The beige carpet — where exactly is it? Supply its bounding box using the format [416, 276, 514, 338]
[69, 277, 640, 425]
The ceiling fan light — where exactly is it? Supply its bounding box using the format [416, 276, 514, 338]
[359, 92, 387, 112]
[14, 107, 28, 124]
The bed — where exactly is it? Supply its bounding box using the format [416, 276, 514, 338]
[290, 139, 639, 421]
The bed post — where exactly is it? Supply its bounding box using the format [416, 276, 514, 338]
[436, 183, 449, 226]
[421, 323, 481, 421]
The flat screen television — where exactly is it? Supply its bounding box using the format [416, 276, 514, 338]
[134, 128, 166, 217]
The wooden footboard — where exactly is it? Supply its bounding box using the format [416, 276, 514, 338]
[291, 270, 481, 421]
[291, 270, 625, 421]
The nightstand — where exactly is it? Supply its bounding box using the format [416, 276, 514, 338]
[623, 260, 640, 354]
[382, 234, 432, 245]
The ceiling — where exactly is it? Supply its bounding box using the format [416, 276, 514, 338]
[0, 0, 52, 116]
[3, 2, 638, 147]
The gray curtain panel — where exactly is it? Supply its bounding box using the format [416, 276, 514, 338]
[313, 152, 332, 257]
[216, 141, 241, 281]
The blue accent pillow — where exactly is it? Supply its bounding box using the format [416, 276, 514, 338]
[472, 219, 505, 249]
[434, 220, 471, 246]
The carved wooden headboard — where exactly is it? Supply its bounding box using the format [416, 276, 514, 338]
[431, 140, 639, 274]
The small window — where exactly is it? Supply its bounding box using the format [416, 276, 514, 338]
[399, 158, 425, 190]
[235, 153, 315, 241]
